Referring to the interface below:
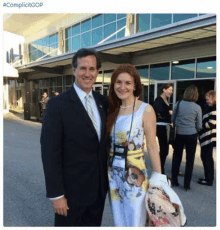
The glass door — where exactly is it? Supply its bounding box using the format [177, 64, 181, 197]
[93, 84, 103, 94]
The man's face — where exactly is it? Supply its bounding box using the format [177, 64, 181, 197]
[43, 92, 47, 98]
[206, 95, 215, 106]
[73, 55, 99, 93]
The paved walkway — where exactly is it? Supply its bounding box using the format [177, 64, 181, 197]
[3, 112, 216, 227]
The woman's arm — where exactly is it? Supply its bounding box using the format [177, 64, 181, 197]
[196, 106, 203, 132]
[171, 103, 177, 123]
[143, 104, 161, 173]
[153, 97, 171, 122]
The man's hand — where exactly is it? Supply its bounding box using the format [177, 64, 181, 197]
[52, 197, 69, 216]
[169, 110, 173, 115]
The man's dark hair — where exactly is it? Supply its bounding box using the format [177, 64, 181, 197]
[72, 48, 101, 70]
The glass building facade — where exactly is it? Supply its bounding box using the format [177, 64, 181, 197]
[137, 13, 203, 32]
[32, 56, 216, 105]
[28, 13, 206, 62]
[29, 33, 58, 62]
[65, 14, 127, 52]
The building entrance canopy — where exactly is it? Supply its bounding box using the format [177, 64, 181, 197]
[13, 14, 216, 77]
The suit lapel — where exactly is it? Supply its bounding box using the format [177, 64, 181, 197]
[69, 86, 98, 138]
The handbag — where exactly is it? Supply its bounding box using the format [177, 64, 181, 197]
[167, 101, 181, 144]
[146, 172, 187, 227]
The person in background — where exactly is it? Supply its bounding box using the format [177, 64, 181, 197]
[197, 87, 208, 115]
[171, 85, 202, 191]
[198, 90, 216, 186]
[54, 91, 59, 96]
[40, 91, 49, 117]
[153, 84, 173, 174]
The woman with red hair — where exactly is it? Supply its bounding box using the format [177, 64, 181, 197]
[106, 64, 162, 226]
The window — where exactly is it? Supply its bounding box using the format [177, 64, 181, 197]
[104, 22, 116, 42]
[29, 33, 58, 62]
[72, 23, 80, 35]
[196, 57, 216, 78]
[137, 14, 151, 32]
[50, 77, 57, 87]
[104, 14, 116, 24]
[150, 63, 170, 80]
[66, 38, 72, 52]
[81, 19, 91, 33]
[65, 75, 73, 86]
[173, 14, 198, 23]
[81, 31, 91, 48]
[92, 15, 103, 29]
[117, 18, 126, 38]
[171, 59, 195, 79]
[72, 35, 80, 51]
[49, 34, 57, 44]
[137, 65, 149, 80]
[57, 76, 63, 86]
[117, 14, 126, 20]
[104, 70, 113, 84]
[65, 14, 127, 52]
[151, 14, 172, 29]
[92, 27, 103, 45]
[66, 27, 72, 38]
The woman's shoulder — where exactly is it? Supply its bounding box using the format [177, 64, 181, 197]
[137, 100, 149, 109]
[154, 96, 163, 103]
[182, 100, 202, 111]
[136, 101, 154, 114]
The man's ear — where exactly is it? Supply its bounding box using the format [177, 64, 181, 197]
[72, 68, 75, 76]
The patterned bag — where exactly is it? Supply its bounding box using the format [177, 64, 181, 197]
[146, 185, 185, 227]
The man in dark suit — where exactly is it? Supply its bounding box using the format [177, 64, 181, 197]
[40, 48, 108, 226]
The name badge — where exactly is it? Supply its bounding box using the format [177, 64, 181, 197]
[111, 144, 128, 169]
[112, 155, 125, 168]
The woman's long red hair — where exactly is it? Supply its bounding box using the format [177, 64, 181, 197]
[105, 64, 142, 139]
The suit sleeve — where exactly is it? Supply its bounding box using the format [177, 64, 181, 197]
[40, 98, 65, 198]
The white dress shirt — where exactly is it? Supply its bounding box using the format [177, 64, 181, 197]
[73, 83, 101, 140]
[50, 83, 101, 201]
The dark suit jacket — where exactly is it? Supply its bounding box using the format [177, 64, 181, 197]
[40, 86, 108, 207]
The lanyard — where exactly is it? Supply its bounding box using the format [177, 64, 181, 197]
[111, 98, 136, 168]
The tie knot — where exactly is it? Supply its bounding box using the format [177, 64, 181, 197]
[85, 94, 91, 101]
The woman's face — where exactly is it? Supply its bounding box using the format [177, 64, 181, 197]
[114, 72, 135, 100]
[163, 86, 173, 98]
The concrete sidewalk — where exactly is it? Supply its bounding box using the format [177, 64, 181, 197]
[4, 112, 216, 227]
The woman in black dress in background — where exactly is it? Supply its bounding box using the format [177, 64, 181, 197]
[153, 84, 173, 174]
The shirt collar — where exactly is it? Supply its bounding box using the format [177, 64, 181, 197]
[73, 83, 93, 101]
